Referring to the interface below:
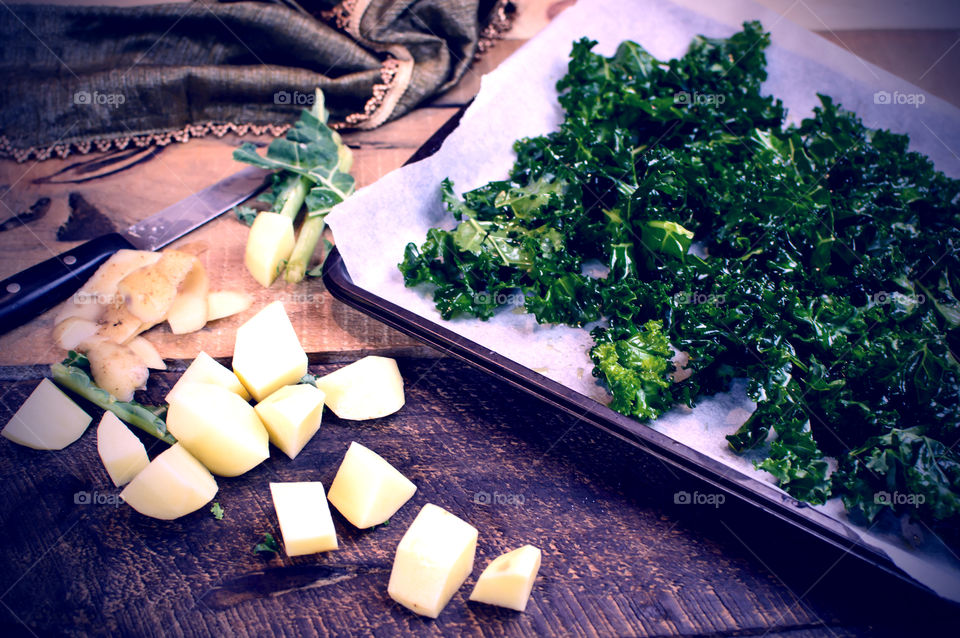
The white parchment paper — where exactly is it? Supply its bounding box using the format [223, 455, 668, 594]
[327, 0, 960, 601]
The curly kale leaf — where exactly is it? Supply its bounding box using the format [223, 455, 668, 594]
[834, 428, 960, 523]
[590, 321, 674, 420]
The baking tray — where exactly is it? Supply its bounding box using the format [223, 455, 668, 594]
[323, 109, 937, 598]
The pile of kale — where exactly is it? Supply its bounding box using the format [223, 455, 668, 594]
[400, 22, 960, 529]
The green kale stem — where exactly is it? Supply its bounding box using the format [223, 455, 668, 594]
[50, 363, 176, 445]
[279, 177, 309, 221]
[285, 213, 326, 283]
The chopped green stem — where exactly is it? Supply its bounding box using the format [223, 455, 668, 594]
[285, 214, 327, 283]
[50, 363, 176, 444]
[279, 177, 310, 220]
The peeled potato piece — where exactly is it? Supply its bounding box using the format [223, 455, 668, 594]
[166, 351, 250, 402]
[118, 249, 197, 324]
[1, 378, 91, 450]
[270, 482, 338, 556]
[232, 301, 307, 402]
[53, 317, 99, 350]
[388, 504, 478, 618]
[206, 291, 253, 322]
[120, 443, 218, 520]
[245, 212, 294, 288]
[326, 441, 417, 529]
[166, 261, 209, 335]
[469, 545, 542, 612]
[166, 382, 269, 476]
[97, 411, 149, 487]
[314, 356, 405, 420]
[127, 336, 165, 370]
[254, 384, 325, 460]
[83, 339, 149, 402]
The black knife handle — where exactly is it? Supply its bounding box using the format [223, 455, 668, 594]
[0, 233, 136, 335]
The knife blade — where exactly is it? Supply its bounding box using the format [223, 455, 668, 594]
[0, 165, 270, 335]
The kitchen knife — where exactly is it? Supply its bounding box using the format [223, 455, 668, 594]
[0, 165, 270, 335]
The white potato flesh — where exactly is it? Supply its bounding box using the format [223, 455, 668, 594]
[53, 317, 99, 350]
[254, 384, 325, 459]
[84, 339, 149, 402]
[206, 291, 253, 322]
[118, 249, 197, 324]
[166, 351, 250, 402]
[54, 250, 161, 325]
[166, 382, 269, 476]
[166, 260, 209, 334]
[94, 302, 144, 344]
[270, 482, 338, 556]
[469, 545, 542, 612]
[387, 503, 478, 618]
[97, 411, 149, 487]
[245, 212, 295, 287]
[314, 356, 404, 420]
[120, 443, 217, 520]
[126, 336, 166, 370]
[1, 378, 91, 450]
[232, 301, 307, 401]
[327, 441, 416, 529]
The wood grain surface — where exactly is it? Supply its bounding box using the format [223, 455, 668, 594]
[1, 357, 957, 637]
[1, 1, 959, 635]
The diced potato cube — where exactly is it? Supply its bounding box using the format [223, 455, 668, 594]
[233, 301, 307, 401]
[254, 384, 325, 459]
[387, 503, 477, 618]
[166, 351, 250, 402]
[469, 545, 542, 612]
[327, 441, 416, 529]
[166, 382, 269, 476]
[314, 356, 404, 420]
[120, 443, 217, 520]
[1, 378, 91, 450]
[245, 212, 295, 287]
[97, 411, 149, 486]
[270, 482, 338, 556]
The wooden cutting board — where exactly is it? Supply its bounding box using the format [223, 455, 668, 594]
[1, 356, 953, 636]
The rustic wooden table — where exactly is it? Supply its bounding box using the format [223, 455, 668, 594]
[1, 1, 959, 635]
